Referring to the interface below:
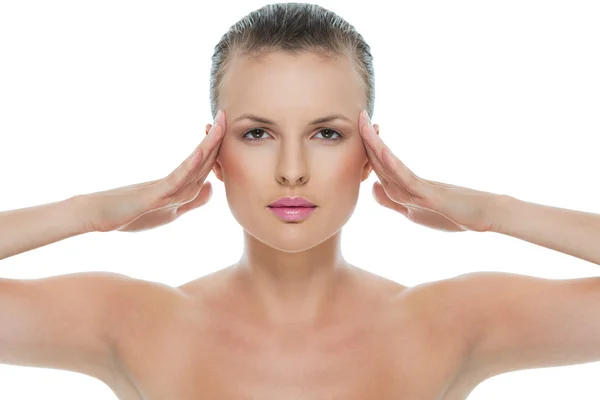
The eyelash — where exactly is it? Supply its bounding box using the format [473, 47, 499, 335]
[240, 128, 343, 144]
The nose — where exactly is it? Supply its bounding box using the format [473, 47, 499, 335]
[275, 144, 309, 186]
[277, 174, 308, 185]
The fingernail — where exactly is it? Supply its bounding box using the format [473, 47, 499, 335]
[214, 109, 222, 125]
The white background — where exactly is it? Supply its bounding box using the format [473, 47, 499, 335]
[1, 0, 599, 398]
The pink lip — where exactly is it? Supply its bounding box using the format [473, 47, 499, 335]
[269, 196, 317, 208]
[268, 206, 317, 222]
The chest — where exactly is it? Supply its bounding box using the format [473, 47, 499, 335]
[108, 299, 477, 400]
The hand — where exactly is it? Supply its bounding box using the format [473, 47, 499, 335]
[358, 110, 505, 233]
[84, 111, 227, 232]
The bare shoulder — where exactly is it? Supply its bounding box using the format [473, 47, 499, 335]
[105, 273, 191, 349]
[391, 273, 484, 363]
[399, 272, 523, 383]
[401, 273, 482, 339]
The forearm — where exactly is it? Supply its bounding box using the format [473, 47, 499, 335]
[0, 195, 94, 261]
[490, 195, 600, 265]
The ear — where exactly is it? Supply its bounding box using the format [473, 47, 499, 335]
[360, 123, 379, 182]
[205, 124, 225, 183]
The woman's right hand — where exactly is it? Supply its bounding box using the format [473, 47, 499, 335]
[83, 111, 226, 233]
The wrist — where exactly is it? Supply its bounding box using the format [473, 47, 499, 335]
[487, 194, 517, 234]
[71, 194, 98, 234]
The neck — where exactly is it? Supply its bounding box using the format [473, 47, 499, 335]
[230, 229, 356, 326]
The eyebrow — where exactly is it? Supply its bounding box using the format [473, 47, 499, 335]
[233, 113, 352, 126]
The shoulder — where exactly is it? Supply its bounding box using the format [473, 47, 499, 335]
[102, 273, 191, 349]
[403, 272, 530, 365]
[395, 273, 483, 353]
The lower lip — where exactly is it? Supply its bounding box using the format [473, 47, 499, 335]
[268, 206, 317, 221]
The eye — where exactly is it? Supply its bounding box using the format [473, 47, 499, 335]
[241, 128, 343, 144]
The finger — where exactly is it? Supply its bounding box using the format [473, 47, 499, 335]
[160, 122, 223, 197]
[361, 122, 380, 163]
[167, 124, 224, 205]
[360, 119, 391, 186]
[361, 119, 395, 179]
[359, 115, 423, 195]
[365, 123, 389, 180]
[379, 145, 429, 196]
[192, 110, 228, 181]
[189, 125, 225, 183]
[357, 112, 386, 181]
[367, 150, 390, 187]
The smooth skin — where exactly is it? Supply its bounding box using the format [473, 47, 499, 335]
[79, 107, 496, 236]
[3, 61, 600, 399]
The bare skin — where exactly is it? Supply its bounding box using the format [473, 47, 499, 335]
[4, 52, 490, 399]
[101, 265, 482, 400]
[74, 52, 489, 399]
[6, 48, 600, 399]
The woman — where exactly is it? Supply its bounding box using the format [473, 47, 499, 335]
[2, 3, 600, 399]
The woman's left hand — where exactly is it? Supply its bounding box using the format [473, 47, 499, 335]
[359, 110, 506, 233]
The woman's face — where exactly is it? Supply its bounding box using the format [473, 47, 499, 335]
[212, 51, 372, 252]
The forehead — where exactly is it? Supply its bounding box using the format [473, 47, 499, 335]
[219, 52, 364, 117]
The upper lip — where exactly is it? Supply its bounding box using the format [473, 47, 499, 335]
[268, 197, 317, 208]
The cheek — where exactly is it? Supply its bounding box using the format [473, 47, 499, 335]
[325, 148, 366, 192]
[217, 137, 366, 185]
[335, 141, 367, 173]
[217, 140, 257, 184]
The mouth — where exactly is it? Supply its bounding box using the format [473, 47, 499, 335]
[267, 206, 317, 208]
[267, 205, 317, 221]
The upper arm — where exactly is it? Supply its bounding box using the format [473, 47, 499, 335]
[0, 271, 132, 384]
[455, 271, 600, 381]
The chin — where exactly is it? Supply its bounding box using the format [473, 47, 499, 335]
[243, 224, 336, 253]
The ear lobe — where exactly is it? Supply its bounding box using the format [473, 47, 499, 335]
[360, 158, 372, 182]
[213, 160, 224, 182]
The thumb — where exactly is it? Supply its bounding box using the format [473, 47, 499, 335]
[372, 181, 409, 217]
[176, 181, 213, 215]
